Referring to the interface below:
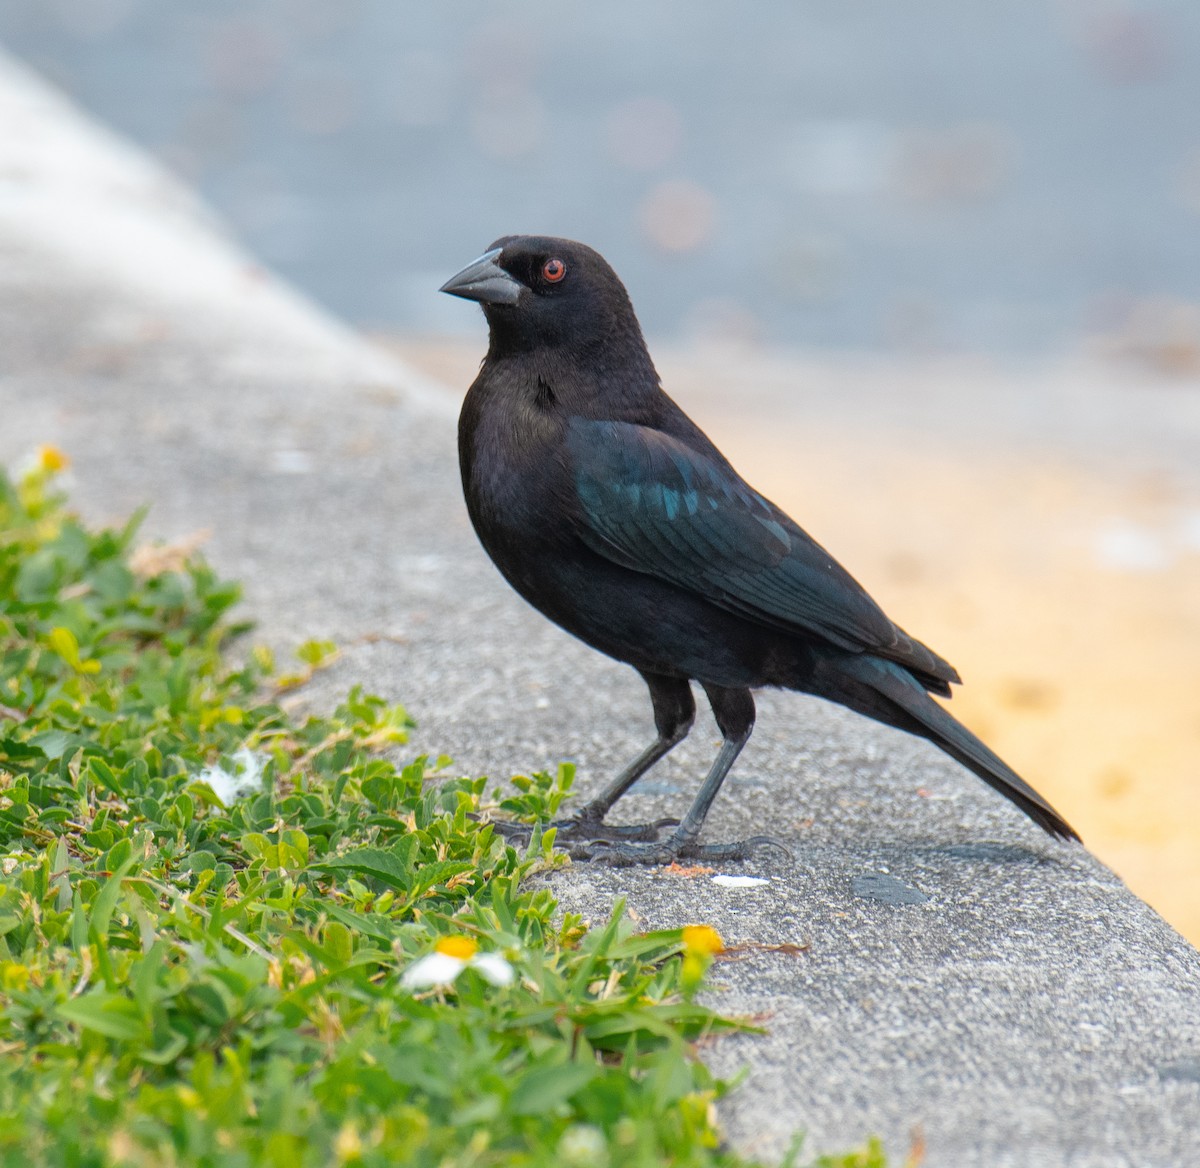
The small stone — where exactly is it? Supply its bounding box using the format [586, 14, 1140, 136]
[852, 873, 929, 905]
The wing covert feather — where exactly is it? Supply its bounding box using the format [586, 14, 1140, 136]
[567, 419, 956, 682]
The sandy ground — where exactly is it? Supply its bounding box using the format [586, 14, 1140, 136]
[388, 335, 1200, 945]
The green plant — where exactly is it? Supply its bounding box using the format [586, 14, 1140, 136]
[0, 453, 885, 1167]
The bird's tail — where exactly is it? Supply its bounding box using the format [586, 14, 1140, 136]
[819, 652, 1080, 841]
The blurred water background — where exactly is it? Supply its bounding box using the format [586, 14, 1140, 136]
[3, 0, 1200, 356]
[3, 1, 1199, 939]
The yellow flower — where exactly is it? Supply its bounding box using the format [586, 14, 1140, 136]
[37, 445, 70, 473]
[681, 925, 725, 997]
[682, 924, 724, 956]
[435, 934, 479, 960]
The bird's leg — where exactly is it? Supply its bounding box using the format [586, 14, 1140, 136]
[557, 672, 695, 840]
[572, 684, 754, 860]
[489, 673, 693, 845]
[569, 686, 789, 865]
[664, 684, 755, 851]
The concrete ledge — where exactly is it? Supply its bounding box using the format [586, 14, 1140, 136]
[1, 50, 1197, 1166]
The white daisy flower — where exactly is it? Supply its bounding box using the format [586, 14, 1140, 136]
[400, 936, 515, 990]
[198, 746, 266, 806]
[469, 952, 516, 986]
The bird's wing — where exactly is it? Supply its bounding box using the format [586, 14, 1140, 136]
[567, 419, 956, 681]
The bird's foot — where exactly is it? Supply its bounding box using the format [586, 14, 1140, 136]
[484, 813, 679, 846]
[566, 833, 792, 867]
[556, 813, 680, 842]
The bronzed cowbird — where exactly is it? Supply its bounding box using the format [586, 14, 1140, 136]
[441, 235, 1078, 863]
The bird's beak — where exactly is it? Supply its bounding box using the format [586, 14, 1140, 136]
[439, 247, 523, 306]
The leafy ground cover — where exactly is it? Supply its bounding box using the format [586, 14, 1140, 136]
[0, 452, 886, 1167]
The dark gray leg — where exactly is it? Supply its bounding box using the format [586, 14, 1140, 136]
[667, 683, 755, 848]
[570, 685, 790, 865]
[490, 672, 694, 844]
[566, 672, 695, 831]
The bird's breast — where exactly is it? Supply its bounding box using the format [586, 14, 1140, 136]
[459, 379, 579, 573]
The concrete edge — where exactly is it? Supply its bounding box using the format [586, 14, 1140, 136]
[0, 46, 455, 419]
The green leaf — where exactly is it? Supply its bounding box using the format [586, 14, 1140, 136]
[295, 639, 338, 667]
[312, 847, 413, 893]
[29, 730, 75, 761]
[51, 837, 71, 912]
[408, 861, 474, 900]
[138, 1031, 189, 1067]
[84, 756, 124, 797]
[323, 920, 353, 966]
[48, 626, 100, 674]
[508, 1062, 598, 1116]
[89, 856, 136, 943]
[131, 941, 169, 1016]
[320, 900, 395, 944]
[70, 888, 87, 952]
[57, 992, 145, 1041]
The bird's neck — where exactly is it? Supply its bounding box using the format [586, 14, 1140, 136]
[485, 337, 663, 423]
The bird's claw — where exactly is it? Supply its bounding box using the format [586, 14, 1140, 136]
[566, 833, 792, 867]
[556, 814, 680, 842]
[482, 813, 680, 846]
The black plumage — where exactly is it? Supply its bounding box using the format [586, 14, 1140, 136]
[441, 235, 1079, 862]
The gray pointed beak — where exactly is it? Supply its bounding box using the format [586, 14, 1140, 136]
[439, 247, 523, 306]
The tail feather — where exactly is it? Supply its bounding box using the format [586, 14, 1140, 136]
[825, 653, 1080, 842]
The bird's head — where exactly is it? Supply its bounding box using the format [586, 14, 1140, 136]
[440, 235, 646, 361]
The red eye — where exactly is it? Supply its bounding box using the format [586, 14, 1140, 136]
[542, 258, 566, 283]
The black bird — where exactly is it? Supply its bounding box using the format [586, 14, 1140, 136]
[441, 236, 1079, 863]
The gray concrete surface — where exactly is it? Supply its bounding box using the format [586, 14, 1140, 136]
[2, 53, 1198, 1166]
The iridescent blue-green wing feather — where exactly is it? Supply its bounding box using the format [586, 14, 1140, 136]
[567, 419, 957, 688]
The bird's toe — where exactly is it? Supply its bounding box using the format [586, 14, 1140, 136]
[555, 814, 679, 842]
[564, 838, 670, 866]
[481, 817, 535, 844]
[479, 813, 679, 847]
[567, 832, 790, 866]
[677, 834, 794, 862]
